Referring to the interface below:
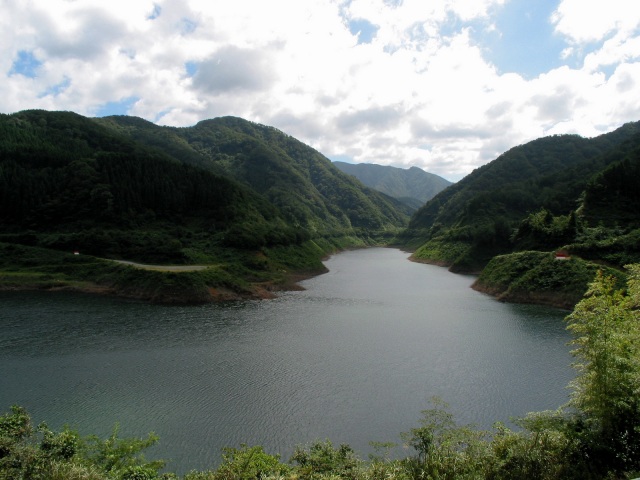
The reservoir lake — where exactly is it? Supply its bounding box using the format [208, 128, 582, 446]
[0, 248, 574, 473]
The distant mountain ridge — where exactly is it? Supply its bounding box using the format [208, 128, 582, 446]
[333, 161, 452, 210]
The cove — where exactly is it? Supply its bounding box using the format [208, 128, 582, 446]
[0, 248, 573, 474]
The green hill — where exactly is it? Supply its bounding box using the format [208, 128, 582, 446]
[0, 110, 409, 302]
[96, 115, 411, 238]
[333, 161, 452, 210]
[400, 122, 640, 273]
[471, 250, 626, 309]
[3, 109, 638, 307]
[0, 110, 298, 255]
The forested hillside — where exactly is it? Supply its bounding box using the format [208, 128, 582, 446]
[333, 161, 451, 210]
[0, 111, 301, 255]
[0, 110, 409, 302]
[397, 121, 640, 307]
[97, 115, 411, 238]
[400, 122, 640, 271]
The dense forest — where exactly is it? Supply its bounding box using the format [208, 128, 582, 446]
[0, 110, 409, 302]
[96, 115, 411, 237]
[397, 121, 640, 306]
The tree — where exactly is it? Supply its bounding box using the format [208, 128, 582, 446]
[0, 406, 86, 479]
[195, 445, 290, 480]
[402, 398, 491, 479]
[565, 265, 640, 474]
[0, 406, 169, 480]
[290, 440, 361, 478]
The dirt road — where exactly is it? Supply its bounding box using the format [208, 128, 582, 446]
[112, 260, 209, 272]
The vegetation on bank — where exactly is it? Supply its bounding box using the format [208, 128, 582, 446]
[472, 251, 627, 309]
[3, 266, 640, 479]
[0, 239, 344, 304]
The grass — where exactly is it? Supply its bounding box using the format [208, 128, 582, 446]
[0, 238, 342, 304]
[411, 238, 471, 266]
[473, 250, 627, 308]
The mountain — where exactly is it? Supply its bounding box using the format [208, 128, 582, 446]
[4, 109, 639, 307]
[580, 133, 640, 229]
[400, 121, 640, 272]
[96, 115, 411, 238]
[333, 161, 452, 210]
[0, 110, 409, 302]
[0, 110, 296, 256]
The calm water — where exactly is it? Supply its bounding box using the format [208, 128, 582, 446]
[0, 248, 573, 473]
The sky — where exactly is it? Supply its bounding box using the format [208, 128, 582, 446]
[2, 0, 640, 181]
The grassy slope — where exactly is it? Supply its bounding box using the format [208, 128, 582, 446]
[0, 241, 338, 304]
[472, 250, 626, 309]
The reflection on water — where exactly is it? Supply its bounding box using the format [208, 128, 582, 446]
[0, 248, 573, 473]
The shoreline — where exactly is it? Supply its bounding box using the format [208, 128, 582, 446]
[470, 280, 575, 311]
[407, 253, 484, 275]
[2, 246, 578, 309]
[0, 268, 328, 305]
[408, 253, 576, 310]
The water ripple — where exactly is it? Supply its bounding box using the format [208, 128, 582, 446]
[0, 249, 573, 474]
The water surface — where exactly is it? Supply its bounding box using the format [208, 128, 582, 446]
[0, 248, 573, 473]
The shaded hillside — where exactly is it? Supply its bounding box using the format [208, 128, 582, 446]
[401, 122, 640, 272]
[580, 133, 640, 228]
[333, 161, 451, 210]
[0, 110, 409, 302]
[0, 110, 298, 258]
[98, 115, 411, 239]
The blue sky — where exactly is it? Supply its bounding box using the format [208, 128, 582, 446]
[2, 0, 640, 181]
[476, 0, 569, 78]
[95, 97, 141, 117]
[9, 50, 43, 78]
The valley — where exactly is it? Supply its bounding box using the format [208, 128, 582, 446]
[1, 110, 639, 308]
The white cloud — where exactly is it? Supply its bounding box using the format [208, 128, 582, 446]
[192, 46, 277, 93]
[583, 33, 640, 73]
[551, 0, 640, 44]
[1, 0, 639, 182]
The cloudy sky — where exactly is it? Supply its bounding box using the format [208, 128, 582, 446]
[3, 0, 640, 181]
